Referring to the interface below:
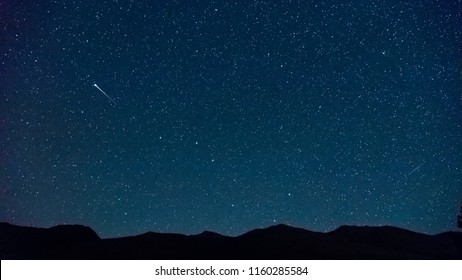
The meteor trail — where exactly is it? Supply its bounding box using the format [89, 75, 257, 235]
[93, 83, 117, 105]
[407, 162, 425, 177]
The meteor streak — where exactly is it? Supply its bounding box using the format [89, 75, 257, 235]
[407, 162, 425, 177]
[93, 83, 117, 105]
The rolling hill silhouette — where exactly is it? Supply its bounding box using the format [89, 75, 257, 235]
[1, 222, 461, 259]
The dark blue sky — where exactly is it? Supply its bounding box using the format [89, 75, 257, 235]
[1, 0, 461, 237]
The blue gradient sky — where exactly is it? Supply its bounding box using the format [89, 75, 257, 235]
[1, 0, 461, 237]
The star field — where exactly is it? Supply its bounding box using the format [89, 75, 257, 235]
[1, 0, 461, 237]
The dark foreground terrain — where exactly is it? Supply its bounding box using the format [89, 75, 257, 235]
[1, 222, 461, 259]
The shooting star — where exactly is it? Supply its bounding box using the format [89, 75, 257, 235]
[93, 83, 117, 105]
[406, 162, 425, 177]
[140, 193, 158, 197]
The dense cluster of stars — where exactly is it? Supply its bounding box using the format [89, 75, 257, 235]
[1, 0, 461, 237]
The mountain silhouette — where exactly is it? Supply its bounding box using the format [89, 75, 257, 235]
[1, 222, 461, 259]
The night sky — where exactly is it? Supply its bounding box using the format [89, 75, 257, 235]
[1, 0, 461, 238]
